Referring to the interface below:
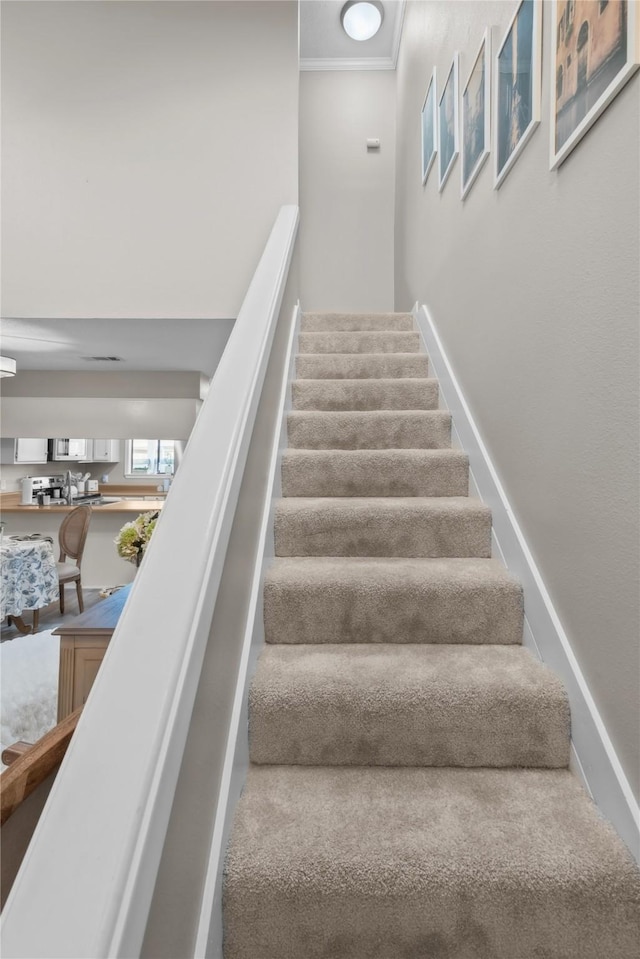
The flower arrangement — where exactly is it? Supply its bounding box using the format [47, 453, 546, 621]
[115, 511, 159, 567]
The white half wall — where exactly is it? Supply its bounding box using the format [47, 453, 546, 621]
[1, 0, 298, 319]
[395, 1, 640, 799]
[299, 70, 396, 311]
[0, 372, 203, 444]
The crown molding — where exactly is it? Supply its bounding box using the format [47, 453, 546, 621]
[390, 0, 406, 68]
[300, 55, 396, 71]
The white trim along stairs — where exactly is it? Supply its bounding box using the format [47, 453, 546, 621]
[222, 312, 640, 958]
[415, 301, 640, 861]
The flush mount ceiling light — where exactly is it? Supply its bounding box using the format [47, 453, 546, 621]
[341, 1, 384, 42]
[0, 355, 17, 377]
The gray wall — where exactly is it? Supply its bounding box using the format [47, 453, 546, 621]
[299, 70, 396, 311]
[395, 1, 639, 798]
[1, 0, 298, 319]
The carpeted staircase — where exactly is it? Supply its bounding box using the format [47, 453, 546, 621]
[223, 312, 640, 958]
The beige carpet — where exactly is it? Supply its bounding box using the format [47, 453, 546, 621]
[223, 312, 640, 958]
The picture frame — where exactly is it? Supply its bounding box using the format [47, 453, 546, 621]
[421, 68, 437, 184]
[438, 54, 459, 191]
[461, 28, 492, 199]
[550, 0, 640, 169]
[494, 0, 543, 189]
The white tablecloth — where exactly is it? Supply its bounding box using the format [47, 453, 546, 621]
[0, 537, 59, 620]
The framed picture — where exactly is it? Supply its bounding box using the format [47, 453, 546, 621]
[461, 29, 492, 199]
[494, 0, 543, 188]
[550, 0, 640, 169]
[438, 54, 459, 191]
[421, 68, 437, 184]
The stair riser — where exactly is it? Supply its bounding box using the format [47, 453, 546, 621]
[225, 766, 640, 959]
[275, 502, 492, 558]
[301, 313, 414, 332]
[287, 411, 451, 450]
[298, 332, 421, 354]
[281, 451, 469, 497]
[264, 571, 523, 646]
[224, 889, 639, 959]
[249, 668, 570, 769]
[292, 379, 439, 411]
[295, 353, 430, 379]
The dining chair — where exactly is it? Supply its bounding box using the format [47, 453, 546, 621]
[57, 505, 92, 615]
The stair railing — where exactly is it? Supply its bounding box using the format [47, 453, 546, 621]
[0, 205, 300, 958]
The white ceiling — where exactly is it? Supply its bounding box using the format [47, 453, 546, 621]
[300, 0, 405, 70]
[0, 318, 235, 376]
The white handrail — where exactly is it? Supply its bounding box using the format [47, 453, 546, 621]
[1, 205, 300, 958]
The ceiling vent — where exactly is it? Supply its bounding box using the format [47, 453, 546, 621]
[81, 356, 124, 362]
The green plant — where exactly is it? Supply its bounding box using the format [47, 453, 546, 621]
[114, 511, 159, 567]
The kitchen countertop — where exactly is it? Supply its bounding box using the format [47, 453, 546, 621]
[98, 484, 168, 497]
[0, 497, 165, 513]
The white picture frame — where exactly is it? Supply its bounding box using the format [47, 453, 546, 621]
[421, 68, 437, 185]
[438, 53, 460, 191]
[461, 28, 492, 199]
[494, 0, 543, 189]
[550, 0, 640, 169]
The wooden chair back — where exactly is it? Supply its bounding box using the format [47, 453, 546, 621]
[58, 505, 92, 566]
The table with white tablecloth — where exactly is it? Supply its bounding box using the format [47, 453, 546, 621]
[0, 536, 59, 634]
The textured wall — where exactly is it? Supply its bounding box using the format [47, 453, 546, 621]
[1, 1, 298, 319]
[299, 70, 396, 311]
[395, 1, 639, 797]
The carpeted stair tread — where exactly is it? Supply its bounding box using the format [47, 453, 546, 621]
[287, 410, 451, 449]
[223, 765, 640, 959]
[301, 312, 415, 331]
[296, 352, 430, 379]
[249, 644, 570, 768]
[292, 377, 439, 411]
[224, 308, 640, 956]
[275, 497, 492, 558]
[281, 448, 469, 497]
[263, 557, 523, 645]
[298, 331, 421, 354]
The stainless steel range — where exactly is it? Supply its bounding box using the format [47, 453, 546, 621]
[20, 475, 65, 505]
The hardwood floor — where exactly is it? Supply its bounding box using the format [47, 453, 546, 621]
[1, 589, 105, 642]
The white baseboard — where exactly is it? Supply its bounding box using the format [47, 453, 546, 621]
[414, 302, 640, 863]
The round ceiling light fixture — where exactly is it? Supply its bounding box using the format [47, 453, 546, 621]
[341, 1, 384, 42]
[0, 355, 16, 377]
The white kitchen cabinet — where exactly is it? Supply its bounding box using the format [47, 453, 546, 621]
[51, 438, 88, 461]
[86, 439, 120, 462]
[14, 438, 49, 464]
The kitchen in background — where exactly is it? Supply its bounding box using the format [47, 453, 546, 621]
[0, 437, 186, 496]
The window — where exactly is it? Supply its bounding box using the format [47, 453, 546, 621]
[599, 0, 609, 13]
[125, 440, 176, 478]
[557, 65, 564, 98]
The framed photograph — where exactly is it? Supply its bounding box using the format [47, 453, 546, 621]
[438, 54, 459, 191]
[550, 0, 640, 169]
[494, 0, 543, 188]
[461, 29, 492, 199]
[421, 69, 437, 184]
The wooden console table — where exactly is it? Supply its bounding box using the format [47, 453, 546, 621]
[53, 584, 132, 721]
